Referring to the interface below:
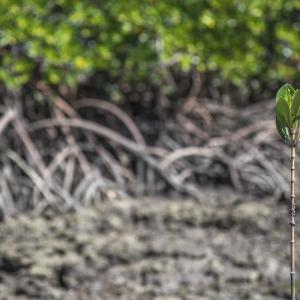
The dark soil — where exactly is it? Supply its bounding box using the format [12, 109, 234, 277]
[0, 189, 295, 299]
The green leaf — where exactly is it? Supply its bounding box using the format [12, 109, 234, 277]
[276, 97, 292, 127]
[296, 116, 300, 141]
[291, 89, 300, 117]
[276, 117, 290, 142]
[276, 83, 295, 107]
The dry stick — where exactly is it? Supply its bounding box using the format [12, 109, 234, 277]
[290, 127, 296, 300]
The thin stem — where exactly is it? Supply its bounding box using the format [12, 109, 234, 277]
[290, 127, 296, 300]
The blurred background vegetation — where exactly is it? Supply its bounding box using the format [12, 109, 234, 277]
[0, 0, 298, 204]
[1, 0, 300, 103]
[0, 2, 298, 299]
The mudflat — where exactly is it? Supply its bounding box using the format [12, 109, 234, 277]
[0, 189, 293, 299]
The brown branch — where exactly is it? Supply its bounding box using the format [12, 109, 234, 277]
[7, 151, 56, 206]
[160, 147, 215, 170]
[75, 98, 146, 145]
[0, 109, 16, 135]
[31, 118, 201, 198]
[55, 107, 91, 174]
[31, 118, 146, 155]
[13, 119, 47, 176]
[63, 156, 76, 192]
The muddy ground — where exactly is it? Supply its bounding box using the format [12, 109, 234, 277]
[0, 189, 296, 299]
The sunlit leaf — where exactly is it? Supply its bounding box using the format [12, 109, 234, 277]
[276, 83, 295, 107]
[276, 97, 292, 127]
[291, 89, 300, 118]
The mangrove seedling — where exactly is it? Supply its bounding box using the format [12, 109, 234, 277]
[276, 83, 300, 300]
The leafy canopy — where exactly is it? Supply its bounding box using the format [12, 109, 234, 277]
[276, 83, 300, 142]
[1, 0, 300, 90]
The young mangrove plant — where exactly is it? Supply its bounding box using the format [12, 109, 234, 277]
[276, 83, 300, 300]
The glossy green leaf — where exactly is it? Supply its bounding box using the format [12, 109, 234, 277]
[276, 97, 292, 127]
[292, 89, 300, 118]
[276, 117, 290, 142]
[276, 83, 295, 107]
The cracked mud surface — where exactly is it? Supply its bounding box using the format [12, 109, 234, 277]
[0, 189, 295, 299]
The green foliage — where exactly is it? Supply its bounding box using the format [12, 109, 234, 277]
[276, 83, 295, 107]
[275, 83, 300, 142]
[1, 0, 300, 90]
[291, 90, 300, 117]
[276, 117, 290, 142]
[276, 97, 292, 128]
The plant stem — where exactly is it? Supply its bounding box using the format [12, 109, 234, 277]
[291, 128, 296, 300]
